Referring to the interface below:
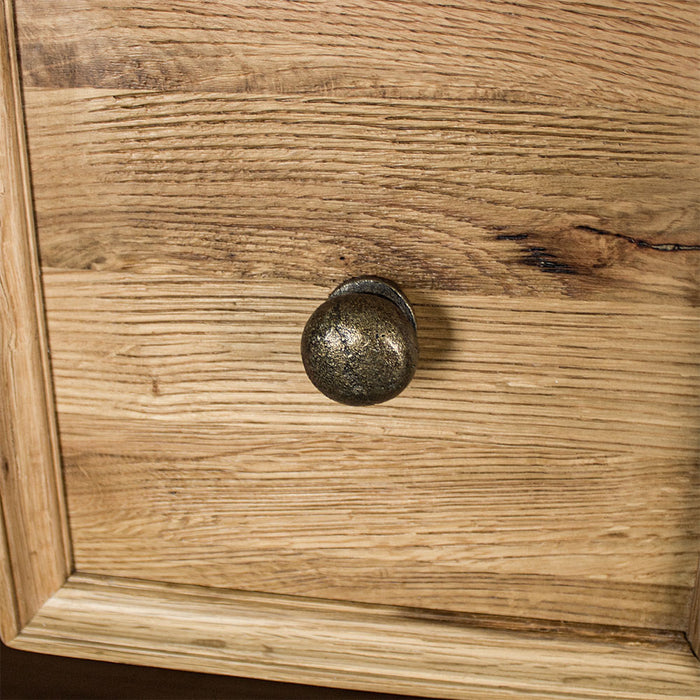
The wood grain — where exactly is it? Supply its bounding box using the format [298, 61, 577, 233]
[13, 572, 700, 700]
[41, 272, 700, 630]
[690, 557, 700, 658]
[14, 1, 700, 305]
[20, 88, 700, 305]
[0, 0, 70, 642]
[14, 0, 699, 111]
[6, 0, 700, 681]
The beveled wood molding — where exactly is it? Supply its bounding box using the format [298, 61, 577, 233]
[12, 572, 700, 700]
[689, 557, 700, 658]
[0, 0, 71, 641]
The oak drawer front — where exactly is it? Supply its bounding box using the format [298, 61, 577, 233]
[3, 1, 699, 697]
[39, 277, 699, 630]
[17, 0, 700, 628]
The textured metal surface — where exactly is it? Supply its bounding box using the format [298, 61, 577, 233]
[329, 277, 417, 332]
[301, 278, 418, 406]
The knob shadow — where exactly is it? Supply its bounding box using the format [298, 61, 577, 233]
[406, 289, 455, 378]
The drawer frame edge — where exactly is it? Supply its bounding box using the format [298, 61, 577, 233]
[10, 571, 700, 700]
[0, 0, 72, 642]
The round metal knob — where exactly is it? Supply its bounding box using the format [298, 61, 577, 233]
[301, 277, 418, 406]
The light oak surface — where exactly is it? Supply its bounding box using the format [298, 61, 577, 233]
[13, 573, 700, 700]
[20, 89, 700, 305]
[15, 0, 698, 110]
[14, 0, 700, 630]
[2, 0, 700, 694]
[14, 0, 700, 306]
[42, 273, 700, 630]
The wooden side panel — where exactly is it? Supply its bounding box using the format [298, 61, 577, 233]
[14, 573, 700, 700]
[0, 0, 70, 641]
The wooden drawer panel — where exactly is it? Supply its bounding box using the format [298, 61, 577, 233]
[42, 274, 699, 629]
[16, 0, 700, 625]
[22, 89, 699, 304]
[3, 0, 699, 695]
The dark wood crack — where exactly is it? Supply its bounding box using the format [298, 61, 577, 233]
[575, 225, 700, 252]
[522, 246, 578, 275]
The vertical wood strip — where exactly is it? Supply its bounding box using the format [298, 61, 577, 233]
[689, 557, 700, 658]
[0, 0, 71, 641]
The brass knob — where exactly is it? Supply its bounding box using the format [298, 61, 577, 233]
[301, 277, 418, 406]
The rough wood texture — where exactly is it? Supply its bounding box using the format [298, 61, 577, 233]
[0, 0, 70, 642]
[13, 0, 700, 306]
[690, 557, 700, 658]
[41, 273, 700, 630]
[14, 0, 699, 111]
[20, 89, 700, 306]
[7, 0, 700, 685]
[13, 573, 700, 700]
